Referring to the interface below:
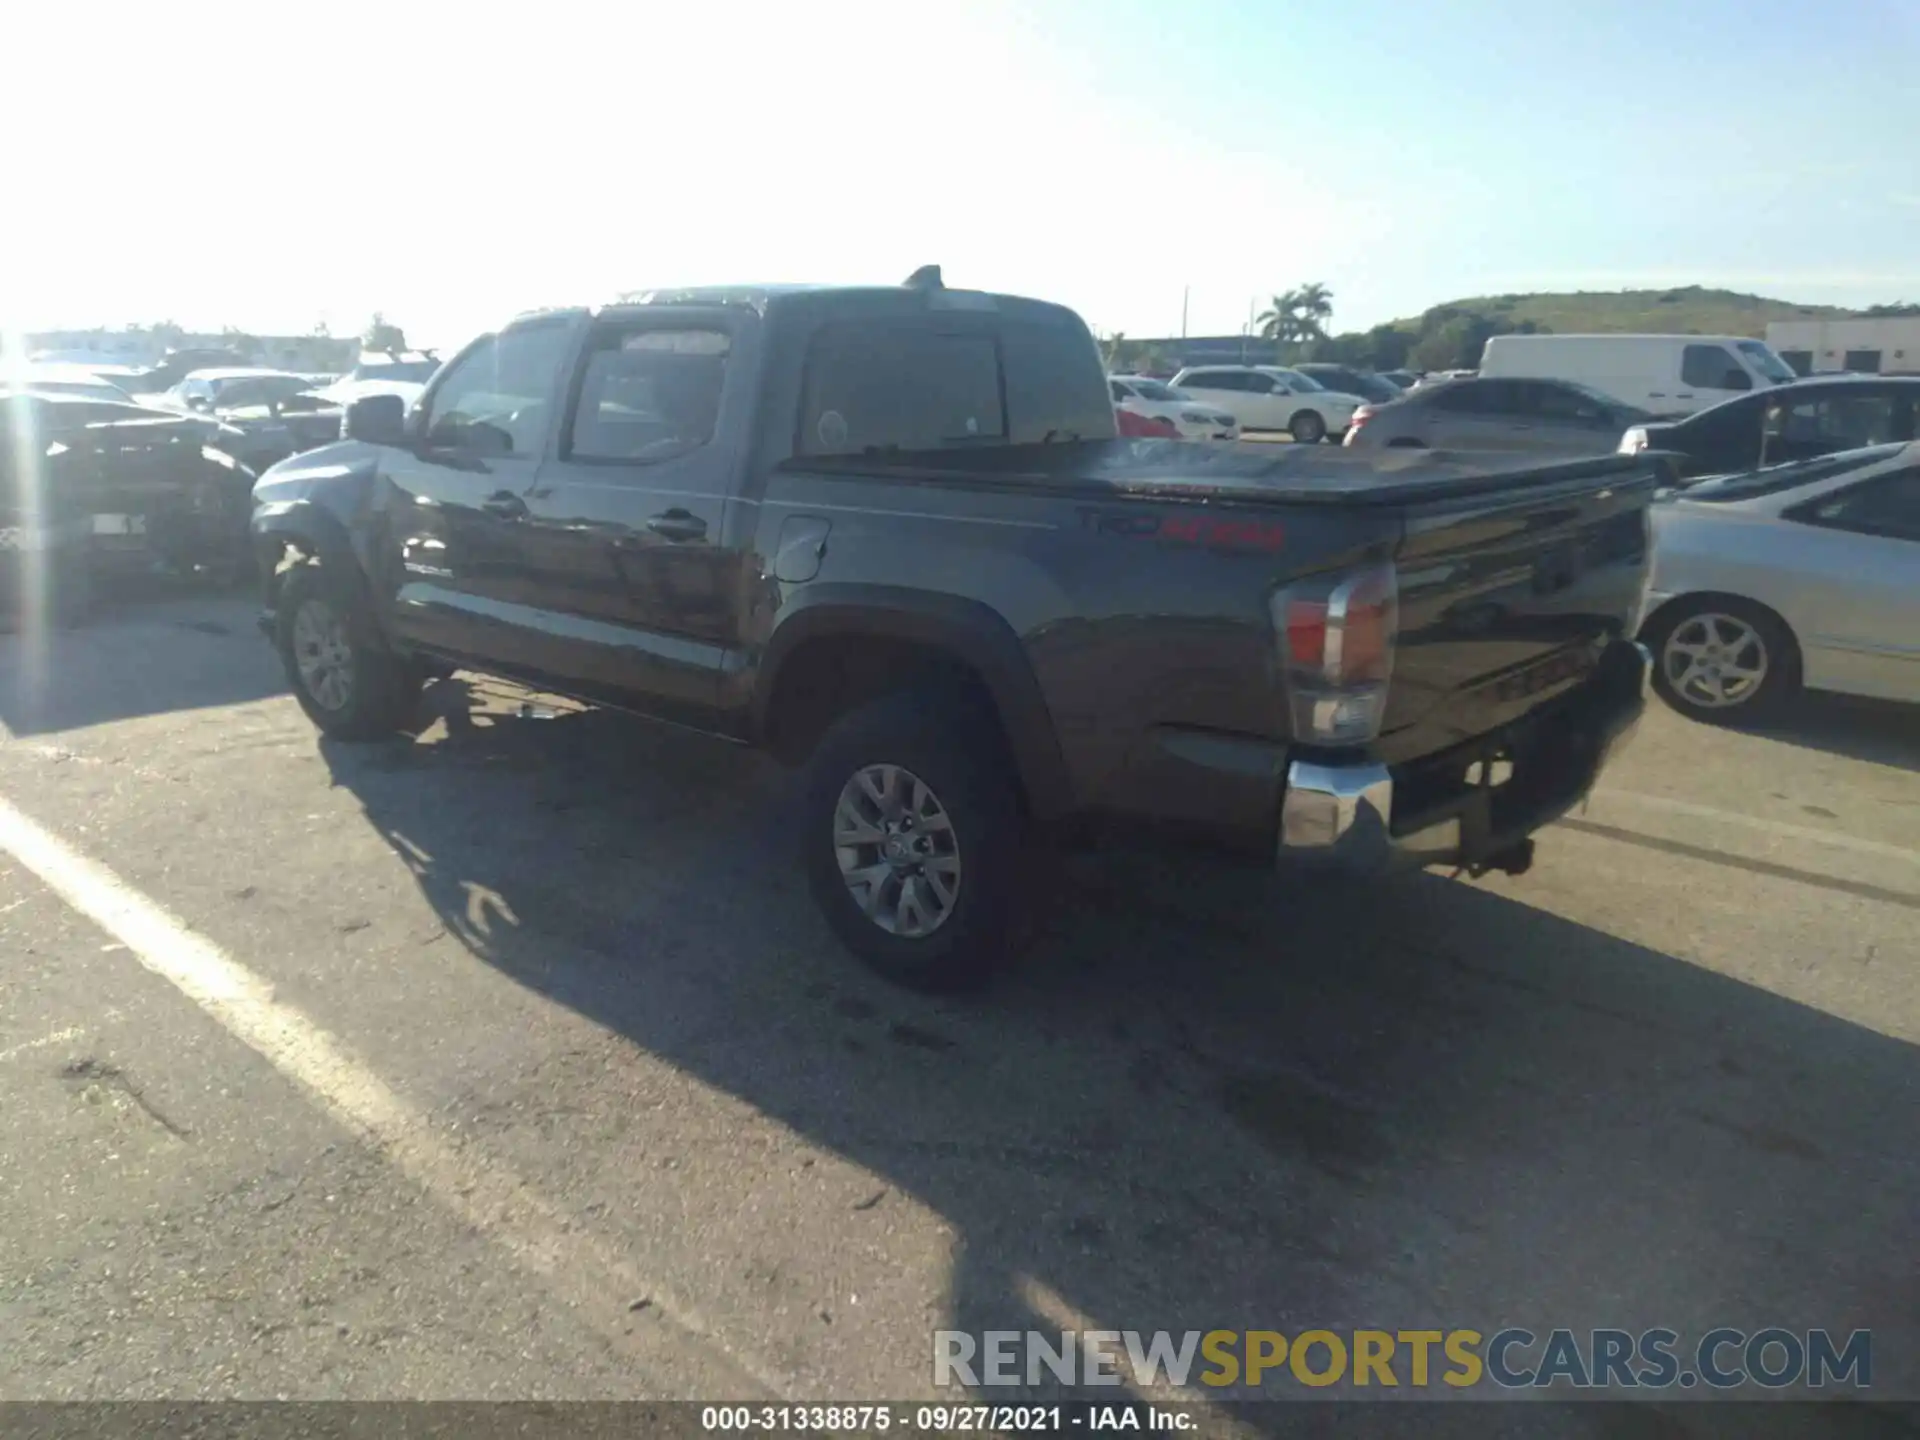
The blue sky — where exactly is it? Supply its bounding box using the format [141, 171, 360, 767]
[4, 0, 1915, 349]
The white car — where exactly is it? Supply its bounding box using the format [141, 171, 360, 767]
[1639, 440, 1920, 721]
[1107, 376, 1239, 442]
[1168, 365, 1363, 444]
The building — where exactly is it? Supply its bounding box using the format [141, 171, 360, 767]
[1764, 317, 1920, 377]
[21, 327, 359, 374]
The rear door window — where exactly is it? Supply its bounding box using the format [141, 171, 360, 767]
[567, 327, 730, 464]
[800, 323, 1004, 456]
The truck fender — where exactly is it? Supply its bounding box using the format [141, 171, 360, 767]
[249, 497, 385, 626]
[756, 586, 1076, 821]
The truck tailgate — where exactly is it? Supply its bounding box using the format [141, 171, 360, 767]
[1378, 466, 1653, 765]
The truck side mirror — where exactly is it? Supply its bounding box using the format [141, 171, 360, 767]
[344, 393, 408, 445]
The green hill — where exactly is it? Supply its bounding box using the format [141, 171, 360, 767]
[1394, 286, 1849, 339]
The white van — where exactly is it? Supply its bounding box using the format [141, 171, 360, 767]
[1478, 334, 1797, 417]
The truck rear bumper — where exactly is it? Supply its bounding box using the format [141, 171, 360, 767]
[1277, 639, 1650, 873]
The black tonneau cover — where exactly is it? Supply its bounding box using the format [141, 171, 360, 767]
[784, 438, 1656, 508]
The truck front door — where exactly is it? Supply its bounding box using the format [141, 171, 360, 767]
[376, 316, 577, 676]
[514, 308, 750, 726]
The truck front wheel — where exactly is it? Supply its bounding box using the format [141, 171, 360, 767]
[276, 565, 422, 740]
[801, 687, 1024, 991]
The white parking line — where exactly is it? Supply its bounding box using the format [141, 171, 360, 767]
[0, 791, 792, 1400]
[1593, 789, 1920, 866]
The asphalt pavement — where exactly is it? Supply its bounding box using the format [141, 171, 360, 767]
[0, 584, 1915, 1433]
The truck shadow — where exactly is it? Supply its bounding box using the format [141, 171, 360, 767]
[0, 587, 284, 738]
[1744, 690, 1920, 773]
[318, 687, 1917, 1424]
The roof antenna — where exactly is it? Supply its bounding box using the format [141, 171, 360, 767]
[903, 264, 944, 290]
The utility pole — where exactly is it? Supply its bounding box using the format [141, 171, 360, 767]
[1241, 296, 1255, 364]
[1181, 286, 1189, 340]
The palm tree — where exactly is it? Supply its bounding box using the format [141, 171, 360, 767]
[1294, 282, 1334, 340]
[1257, 284, 1337, 345]
[1256, 294, 1303, 344]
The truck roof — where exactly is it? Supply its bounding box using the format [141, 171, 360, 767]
[618, 284, 1075, 322]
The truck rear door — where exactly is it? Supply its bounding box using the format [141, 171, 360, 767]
[1377, 464, 1654, 764]
[514, 306, 753, 726]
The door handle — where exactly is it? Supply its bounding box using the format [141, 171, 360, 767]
[480, 490, 528, 519]
[645, 508, 707, 542]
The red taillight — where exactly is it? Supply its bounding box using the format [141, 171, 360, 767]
[1272, 563, 1398, 743]
[1285, 599, 1328, 666]
[1116, 407, 1178, 438]
[1343, 405, 1375, 446]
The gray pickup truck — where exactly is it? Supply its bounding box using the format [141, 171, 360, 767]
[250, 269, 1654, 990]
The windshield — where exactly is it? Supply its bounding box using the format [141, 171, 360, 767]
[1127, 379, 1179, 402]
[1736, 341, 1797, 385]
[1680, 442, 1904, 502]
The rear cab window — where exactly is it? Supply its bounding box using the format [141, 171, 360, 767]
[797, 312, 1114, 456]
[800, 324, 1002, 456]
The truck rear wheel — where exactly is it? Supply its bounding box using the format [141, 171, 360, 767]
[801, 687, 1023, 991]
[276, 565, 422, 740]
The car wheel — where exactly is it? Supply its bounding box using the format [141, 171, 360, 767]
[802, 686, 1024, 992]
[1643, 597, 1797, 723]
[276, 564, 422, 740]
[1289, 410, 1327, 445]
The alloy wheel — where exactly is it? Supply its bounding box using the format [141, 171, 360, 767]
[833, 763, 963, 937]
[1662, 612, 1768, 710]
[291, 597, 355, 712]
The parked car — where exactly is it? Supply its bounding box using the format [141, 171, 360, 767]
[1619, 375, 1920, 482]
[1114, 406, 1179, 438]
[127, 348, 253, 395]
[1480, 333, 1797, 418]
[318, 354, 441, 397]
[0, 392, 258, 588]
[1168, 365, 1361, 443]
[1108, 376, 1239, 441]
[1639, 441, 1920, 720]
[201, 376, 348, 471]
[252, 269, 1653, 990]
[1344, 377, 1649, 454]
[166, 367, 317, 413]
[1292, 363, 1404, 405]
[15, 364, 139, 405]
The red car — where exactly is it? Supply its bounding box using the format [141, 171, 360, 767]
[1115, 406, 1179, 438]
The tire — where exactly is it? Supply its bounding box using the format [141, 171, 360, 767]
[801, 686, 1025, 992]
[1642, 596, 1797, 724]
[1289, 410, 1327, 445]
[275, 564, 422, 740]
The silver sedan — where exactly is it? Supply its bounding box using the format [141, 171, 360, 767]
[1638, 440, 1920, 721]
